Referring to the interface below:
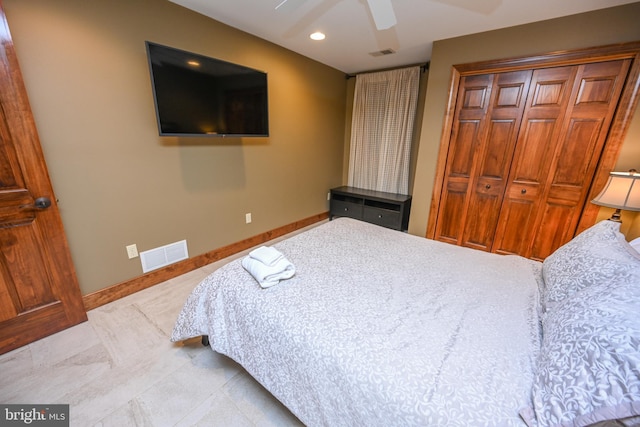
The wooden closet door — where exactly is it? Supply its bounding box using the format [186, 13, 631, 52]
[433, 58, 632, 260]
[434, 71, 531, 250]
[494, 59, 631, 260]
[491, 66, 578, 256]
[434, 74, 493, 245]
[462, 70, 532, 250]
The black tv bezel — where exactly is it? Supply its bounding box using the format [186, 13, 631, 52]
[145, 41, 269, 138]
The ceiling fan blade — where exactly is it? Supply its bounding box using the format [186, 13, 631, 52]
[366, 0, 397, 30]
[275, 0, 309, 12]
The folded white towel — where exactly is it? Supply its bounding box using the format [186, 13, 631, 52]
[241, 255, 295, 288]
[249, 246, 283, 267]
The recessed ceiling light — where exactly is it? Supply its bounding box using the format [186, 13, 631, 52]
[187, 60, 200, 67]
[310, 32, 325, 41]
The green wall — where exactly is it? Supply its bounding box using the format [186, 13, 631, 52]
[3, 0, 347, 295]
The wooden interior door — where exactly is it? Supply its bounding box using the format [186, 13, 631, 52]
[0, 3, 86, 355]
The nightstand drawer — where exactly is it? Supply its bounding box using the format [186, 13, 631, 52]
[330, 200, 363, 219]
[363, 206, 401, 230]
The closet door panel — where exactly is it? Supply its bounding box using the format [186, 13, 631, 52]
[492, 198, 537, 255]
[553, 119, 603, 183]
[462, 120, 515, 249]
[510, 119, 557, 180]
[434, 74, 493, 244]
[460, 71, 531, 250]
[492, 66, 577, 256]
[530, 59, 631, 260]
[463, 180, 501, 249]
[449, 120, 482, 176]
[436, 182, 467, 243]
[530, 202, 574, 260]
[436, 120, 482, 243]
[492, 118, 557, 255]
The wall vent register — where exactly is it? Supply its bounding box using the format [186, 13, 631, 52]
[140, 240, 189, 273]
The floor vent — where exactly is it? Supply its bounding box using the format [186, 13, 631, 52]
[140, 240, 188, 273]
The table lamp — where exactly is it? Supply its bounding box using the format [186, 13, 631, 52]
[591, 169, 640, 222]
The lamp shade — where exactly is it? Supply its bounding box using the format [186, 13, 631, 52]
[591, 170, 640, 211]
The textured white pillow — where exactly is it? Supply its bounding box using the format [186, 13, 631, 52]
[541, 220, 640, 313]
[522, 220, 640, 427]
[522, 274, 640, 427]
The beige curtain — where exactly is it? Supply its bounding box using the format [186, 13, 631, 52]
[348, 66, 420, 195]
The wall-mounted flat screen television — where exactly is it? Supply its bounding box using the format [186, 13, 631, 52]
[145, 41, 269, 137]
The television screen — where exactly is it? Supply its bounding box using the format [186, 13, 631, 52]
[145, 41, 269, 137]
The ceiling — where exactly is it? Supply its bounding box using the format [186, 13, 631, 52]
[169, 0, 638, 74]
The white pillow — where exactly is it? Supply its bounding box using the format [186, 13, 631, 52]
[521, 274, 640, 427]
[541, 220, 640, 313]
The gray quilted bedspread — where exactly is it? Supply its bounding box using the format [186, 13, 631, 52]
[171, 218, 542, 426]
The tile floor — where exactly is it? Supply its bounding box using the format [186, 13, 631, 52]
[0, 228, 314, 426]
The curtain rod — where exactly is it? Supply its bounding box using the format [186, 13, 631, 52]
[345, 62, 429, 79]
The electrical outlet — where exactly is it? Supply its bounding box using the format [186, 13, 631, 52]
[126, 244, 139, 259]
[245, 213, 252, 224]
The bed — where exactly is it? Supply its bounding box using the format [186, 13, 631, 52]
[171, 217, 640, 427]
